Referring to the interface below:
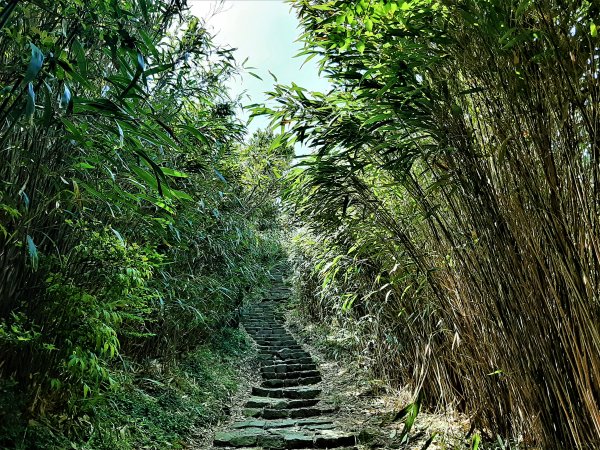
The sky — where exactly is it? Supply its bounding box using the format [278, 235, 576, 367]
[189, 0, 330, 136]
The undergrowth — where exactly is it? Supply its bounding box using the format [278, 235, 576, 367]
[0, 327, 251, 450]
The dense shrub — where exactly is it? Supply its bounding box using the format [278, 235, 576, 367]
[0, 0, 289, 446]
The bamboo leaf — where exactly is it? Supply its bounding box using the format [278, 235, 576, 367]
[24, 43, 44, 85]
[161, 167, 189, 178]
[26, 235, 39, 271]
[214, 168, 227, 184]
[60, 83, 72, 110]
[139, 0, 150, 24]
[72, 39, 87, 78]
[25, 83, 36, 122]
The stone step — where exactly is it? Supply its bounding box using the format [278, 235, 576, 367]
[262, 370, 321, 380]
[245, 331, 290, 337]
[214, 429, 356, 448]
[243, 406, 336, 420]
[253, 334, 295, 339]
[248, 332, 292, 338]
[244, 318, 282, 323]
[256, 344, 304, 351]
[252, 386, 321, 399]
[258, 349, 308, 358]
[244, 396, 320, 409]
[254, 338, 298, 344]
[262, 376, 321, 388]
[259, 356, 315, 366]
[244, 326, 278, 330]
[256, 345, 303, 351]
[220, 447, 358, 450]
[231, 418, 334, 430]
[262, 363, 317, 374]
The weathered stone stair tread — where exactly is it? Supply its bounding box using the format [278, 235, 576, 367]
[261, 376, 321, 388]
[262, 370, 320, 380]
[214, 428, 356, 448]
[244, 405, 335, 419]
[232, 418, 334, 430]
[258, 357, 314, 366]
[223, 447, 357, 450]
[262, 363, 317, 373]
[252, 385, 321, 399]
[223, 447, 358, 450]
[245, 396, 320, 409]
[257, 345, 305, 352]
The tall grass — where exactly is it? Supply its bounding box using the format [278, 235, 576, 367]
[266, 0, 600, 446]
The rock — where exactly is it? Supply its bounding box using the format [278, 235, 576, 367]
[231, 420, 267, 429]
[242, 408, 262, 418]
[257, 433, 286, 449]
[282, 431, 314, 448]
[213, 429, 265, 447]
[314, 431, 357, 448]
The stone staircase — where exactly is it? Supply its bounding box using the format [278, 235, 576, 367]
[213, 281, 357, 449]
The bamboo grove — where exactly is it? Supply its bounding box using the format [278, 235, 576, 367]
[261, 0, 600, 447]
[0, 0, 290, 447]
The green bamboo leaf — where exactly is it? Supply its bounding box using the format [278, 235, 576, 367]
[399, 396, 421, 443]
[138, 29, 160, 60]
[26, 235, 39, 271]
[135, 149, 167, 196]
[145, 63, 176, 77]
[471, 434, 481, 450]
[160, 167, 189, 178]
[60, 83, 71, 109]
[72, 39, 87, 78]
[24, 43, 44, 84]
[178, 124, 210, 145]
[25, 83, 36, 122]
[138, 0, 150, 24]
[41, 82, 53, 125]
[132, 166, 159, 190]
[214, 168, 227, 184]
[74, 162, 95, 170]
[591, 22, 597, 37]
[362, 113, 393, 126]
[169, 189, 193, 201]
[248, 72, 263, 80]
[110, 227, 126, 247]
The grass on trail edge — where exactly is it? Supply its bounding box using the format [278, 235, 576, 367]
[0, 327, 251, 450]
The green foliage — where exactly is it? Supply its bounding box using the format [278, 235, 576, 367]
[0, 0, 288, 447]
[265, 0, 600, 447]
[1, 328, 251, 449]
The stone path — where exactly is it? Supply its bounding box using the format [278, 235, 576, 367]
[213, 282, 357, 449]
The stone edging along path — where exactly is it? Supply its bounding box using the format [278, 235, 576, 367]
[213, 281, 358, 449]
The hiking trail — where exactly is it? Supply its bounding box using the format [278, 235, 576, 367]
[213, 277, 358, 449]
